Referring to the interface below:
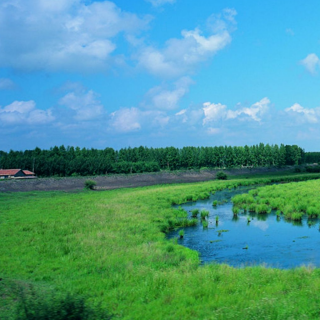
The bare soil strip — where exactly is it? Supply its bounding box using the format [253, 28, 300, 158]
[0, 167, 292, 193]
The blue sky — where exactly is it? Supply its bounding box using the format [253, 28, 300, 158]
[1, 0, 320, 151]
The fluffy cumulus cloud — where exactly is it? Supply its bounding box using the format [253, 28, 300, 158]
[300, 53, 320, 74]
[202, 102, 227, 124]
[137, 9, 236, 77]
[142, 77, 193, 110]
[0, 0, 150, 72]
[0, 100, 54, 125]
[145, 0, 175, 7]
[285, 103, 320, 124]
[202, 97, 270, 125]
[226, 97, 270, 122]
[110, 107, 169, 133]
[59, 89, 104, 121]
[110, 107, 142, 133]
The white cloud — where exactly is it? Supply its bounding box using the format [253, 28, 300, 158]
[206, 8, 237, 33]
[203, 102, 227, 124]
[3, 101, 35, 114]
[59, 90, 104, 121]
[0, 0, 150, 72]
[110, 108, 142, 133]
[137, 9, 236, 77]
[145, 0, 175, 7]
[226, 97, 270, 122]
[0, 78, 15, 90]
[175, 109, 188, 123]
[300, 53, 320, 74]
[202, 97, 270, 124]
[153, 114, 170, 127]
[109, 107, 170, 133]
[207, 127, 220, 135]
[142, 77, 193, 110]
[285, 103, 320, 124]
[0, 100, 54, 125]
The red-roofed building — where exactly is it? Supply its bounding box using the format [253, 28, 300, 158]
[0, 169, 36, 179]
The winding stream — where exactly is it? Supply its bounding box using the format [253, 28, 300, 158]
[168, 186, 320, 269]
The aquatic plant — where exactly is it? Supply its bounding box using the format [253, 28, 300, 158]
[201, 210, 209, 220]
[191, 209, 199, 218]
[306, 206, 318, 218]
[175, 206, 187, 218]
[202, 220, 208, 228]
[232, 206, 240, 216]
[255, 204, 270, 214]
[288, 212, 303, 221]
[248, 203, 257, 212]
[188, 218, 198, 226]
[212, 200, 218, 207]
[199, 192, 210, 200]
[179, 230, 184, 238]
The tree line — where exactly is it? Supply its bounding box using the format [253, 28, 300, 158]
[305, 152, 320, 164]
[0, 144, 307, 177]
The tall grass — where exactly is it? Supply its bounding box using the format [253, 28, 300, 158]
[231, 179, 320, 221]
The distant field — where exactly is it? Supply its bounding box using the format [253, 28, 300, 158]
[0, 166, 299, 193]
[2, 173, 320, 319]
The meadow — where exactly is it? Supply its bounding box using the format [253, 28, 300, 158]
[2, 172, 320, 319]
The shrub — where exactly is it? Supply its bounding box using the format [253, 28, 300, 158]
[84, 180, 97, 190]
[216, 171, 227, 180]
[306, 165, 320, 173]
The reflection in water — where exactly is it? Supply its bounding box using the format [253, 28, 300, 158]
[251, 220, 269, 231]
[168, 186, 320, 269]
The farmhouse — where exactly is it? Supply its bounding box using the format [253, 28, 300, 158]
[0, 169, 36, 179]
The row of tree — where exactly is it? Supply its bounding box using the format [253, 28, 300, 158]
[305, 152, 320, 164]
[0, 144, 307, 177]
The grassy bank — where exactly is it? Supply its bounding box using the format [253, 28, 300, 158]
[232, 179, 320, 221]
[1, 173, 320, 319]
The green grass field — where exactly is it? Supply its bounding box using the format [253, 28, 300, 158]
[2, 173, 320, 319]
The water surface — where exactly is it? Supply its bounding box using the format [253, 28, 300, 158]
[168, 186, 320, 269]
